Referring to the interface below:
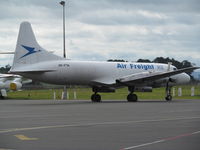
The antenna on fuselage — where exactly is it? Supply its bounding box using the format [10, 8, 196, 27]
[167, 62, 172, 71]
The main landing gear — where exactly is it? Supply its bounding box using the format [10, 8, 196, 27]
[91, 93, 101, 102]
[90, 86, 138, 102]
[165, 82, 172, 101]
[127, 86, 138, 102]
[91, 87, 101, 102]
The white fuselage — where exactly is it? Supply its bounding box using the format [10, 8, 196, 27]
[18, 60, 190, 87]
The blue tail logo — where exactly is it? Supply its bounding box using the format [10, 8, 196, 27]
[20, 45, 41, 59]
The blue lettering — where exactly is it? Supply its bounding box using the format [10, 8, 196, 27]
[117, 63, 127, 69]
[130, 64, 134, 69]
[144, 65, 148, 70]
[117, 63, 122, 68]
[123, 64, 127, 69]
[123, 63, 155, 70]
[157, 65, 164, 70]
[128, 64, 154, 70]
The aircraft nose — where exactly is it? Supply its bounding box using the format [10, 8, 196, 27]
[180, 73, 190, 84]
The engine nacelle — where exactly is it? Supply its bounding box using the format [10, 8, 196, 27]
[9, 82, 22, 91]
[135, 87, 152, 92]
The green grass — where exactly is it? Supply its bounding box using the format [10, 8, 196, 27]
[7, 85, 200, 100]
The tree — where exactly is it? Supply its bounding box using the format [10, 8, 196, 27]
[181, 60, 192, 68]
[0, 64, 11, 73]
[153, 57, 167, 64]
[137, 59, 151, 63]
[107, 59, 127, 62]
[152, 57, 192, 69]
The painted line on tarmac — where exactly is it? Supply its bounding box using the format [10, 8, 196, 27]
[0, 116, 200, 134]
[14, 134, 38, 141]
[121, 130, 200, 150]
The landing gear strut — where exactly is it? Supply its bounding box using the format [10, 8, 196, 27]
[127, 86, 138, 102]
[91, 87, 101, 102]
[165, 82, 172, 101]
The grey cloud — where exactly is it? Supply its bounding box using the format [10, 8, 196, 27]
[69, 0, 200, 26]
[106, 0, 200, 13]
[78, 12, 167, 26]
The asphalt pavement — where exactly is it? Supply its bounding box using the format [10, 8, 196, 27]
[0, 99, 200, 150]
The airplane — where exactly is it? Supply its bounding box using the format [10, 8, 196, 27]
[0, 74, 31, 98]
[9, 22, 199, 102]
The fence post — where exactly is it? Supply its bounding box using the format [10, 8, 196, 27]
[53, 91, 56, 100]
[61, 92, 64, 100]
[191, 86, 195, 96]
[172, 87, 176, 97]
[178, 87, 182, 97]
[74, 90, 77, 100]
[67, 91, 69, 100]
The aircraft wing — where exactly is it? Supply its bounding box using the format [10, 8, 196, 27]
[116, 66, 199, 85]
[0, 52, 15, 54]
[0, 74, 21, 78]
[91, 78, 116, 86]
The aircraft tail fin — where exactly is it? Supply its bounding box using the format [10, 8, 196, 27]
[11, 22, 63, 71]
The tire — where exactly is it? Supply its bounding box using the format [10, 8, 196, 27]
[91, 94, 96, 102]
[127, 94, 138, 102]
[0, 95, 4, 100]
[91, 94, 101, 102]
[165, 95, 172, 101]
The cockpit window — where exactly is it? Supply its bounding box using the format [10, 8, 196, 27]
[173, 67, 177, 71]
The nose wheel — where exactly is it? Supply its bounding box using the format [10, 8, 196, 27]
[165, 82, 172, 101]
[165, 95, 172, 101]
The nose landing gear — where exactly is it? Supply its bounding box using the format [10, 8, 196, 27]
[165, 82, 172, 101]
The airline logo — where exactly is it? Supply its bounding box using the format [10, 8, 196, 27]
[20, 45, 41, 59]
[117, 63, 154, 70]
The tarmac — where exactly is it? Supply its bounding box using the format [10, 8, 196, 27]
[0, 99, 200, 150]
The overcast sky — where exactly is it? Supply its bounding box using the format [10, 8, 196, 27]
[0, 0, 200, 67]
